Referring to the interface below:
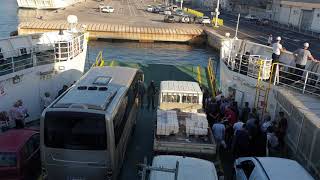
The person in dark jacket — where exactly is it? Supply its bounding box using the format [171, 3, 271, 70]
[137, 80, 145, 108]
[241, 102, 250, 123]
[232, 124, 250, 159]
[147, 80, 156, 110]
[57, 85, 68, 98]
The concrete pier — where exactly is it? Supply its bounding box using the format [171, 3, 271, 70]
[18, 21, 205, 43]
[17, 0, 205, 43]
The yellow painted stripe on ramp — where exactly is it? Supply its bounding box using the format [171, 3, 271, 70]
[197, 66, 202, 85]
[110, 60, 115, 67]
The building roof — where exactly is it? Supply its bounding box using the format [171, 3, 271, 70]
[53, 66, 138, 111]
[160, 81, 202, 94]
[0, 129, 38, 152]
[150, 155, 218, 180]
[280, 0, 320, 8]
[257, 157, 314, 180]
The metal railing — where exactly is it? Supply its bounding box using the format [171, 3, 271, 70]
[224, 54, 273, 80]
[0, 49, 55, 76]
[223, 53, 320, 97]
[0, 34, 86, 76]
[55, 34, 85, 61]
[273, 63, 320, 97]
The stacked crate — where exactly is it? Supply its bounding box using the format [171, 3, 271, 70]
[185, 113, 208, 136]
[156, 110, 179, 136]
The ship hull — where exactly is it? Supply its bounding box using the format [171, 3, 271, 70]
[0, 34, 88, 124]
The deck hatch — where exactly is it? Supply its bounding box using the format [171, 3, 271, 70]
[93, 76, 112, 86]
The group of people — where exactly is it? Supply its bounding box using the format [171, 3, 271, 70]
[268, 34, 317, 83]
[204, 91, 288, 160]
[0, 100, 30, 129]
[0, 84, 71, 129]
[137, 80, 157, 110]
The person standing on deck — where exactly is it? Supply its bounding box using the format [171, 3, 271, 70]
[241, 102, 250, 123]
[41, 92, 53, 110]
[147, 80, 156, 110]
[272, 36, 283, 64]
[57, 85, 68, 98]
[224, 106, 237, 126]
[267, 34, 273, 46]
[233, 120, 244, 135]
[276, 111, 288, 148]
[10, 100, 28, 129]
[232, 124, 250, 159]
[137, 80, 145, 108]
[212, 120, 226, 154]
[293, 43, 316, 81]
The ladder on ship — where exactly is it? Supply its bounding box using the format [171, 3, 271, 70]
[207, 58, 217, 97]
[254, 59, 273, 115]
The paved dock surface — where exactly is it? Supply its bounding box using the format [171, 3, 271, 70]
[18, 0, 202, 31]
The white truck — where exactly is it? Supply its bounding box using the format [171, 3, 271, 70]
[139, 155, 219, 180]
[153, 81, 216, 156]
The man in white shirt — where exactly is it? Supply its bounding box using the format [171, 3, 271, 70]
[233, 121, 244, 135]
[42, 92, 53, 109]
[293, 42, 316, 81]
[212, 121, 227, 153]
[272, 36, 283, 63]
[10, 101, 25, 128]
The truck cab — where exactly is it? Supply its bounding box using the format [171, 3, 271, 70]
[140, 155, 219, 180]
[159, 81, 203, 113]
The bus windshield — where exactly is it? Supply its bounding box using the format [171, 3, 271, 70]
[44, 112, 107, 150]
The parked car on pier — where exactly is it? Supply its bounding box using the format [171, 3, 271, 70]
[256, 18, 270, 26]
[244, 14, 258, 21]
[152, 7, 160, 13]
[101, 6, 114, 13]
[234, 157, 314, 180]
[201, 16, 211, 25]
[164, 15, 175, 23]
[0, 129, 40, 180]
[146, 5, 154, 12]
[175, 9, 184, 16]
[179, 15, 190, 23]
[164, 8, 172, 15]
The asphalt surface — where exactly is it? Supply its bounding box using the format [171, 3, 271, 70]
[18, 0, 200, 29]
[214, 13, 320, 59]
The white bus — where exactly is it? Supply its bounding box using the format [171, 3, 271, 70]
[40, 66, 143, 180]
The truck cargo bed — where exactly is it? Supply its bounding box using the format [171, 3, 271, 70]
[153, 112, 216, 155]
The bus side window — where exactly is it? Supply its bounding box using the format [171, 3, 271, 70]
[113, 98, 127, 147]
[113, 73, 137, 147]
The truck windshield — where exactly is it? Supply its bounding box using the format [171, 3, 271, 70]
[44, 112, 107, 150]
[0, 152, 17, 167]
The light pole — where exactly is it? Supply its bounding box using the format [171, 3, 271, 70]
[234, 13, 240, 39]
[214, 0, 220, 27]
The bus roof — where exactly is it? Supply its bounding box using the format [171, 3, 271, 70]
[52, 66, 138, 111]
[160, 81, 202, 94]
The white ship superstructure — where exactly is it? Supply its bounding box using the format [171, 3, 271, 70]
[0, 27, 89, 127]
[17, 0, 84, 9]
